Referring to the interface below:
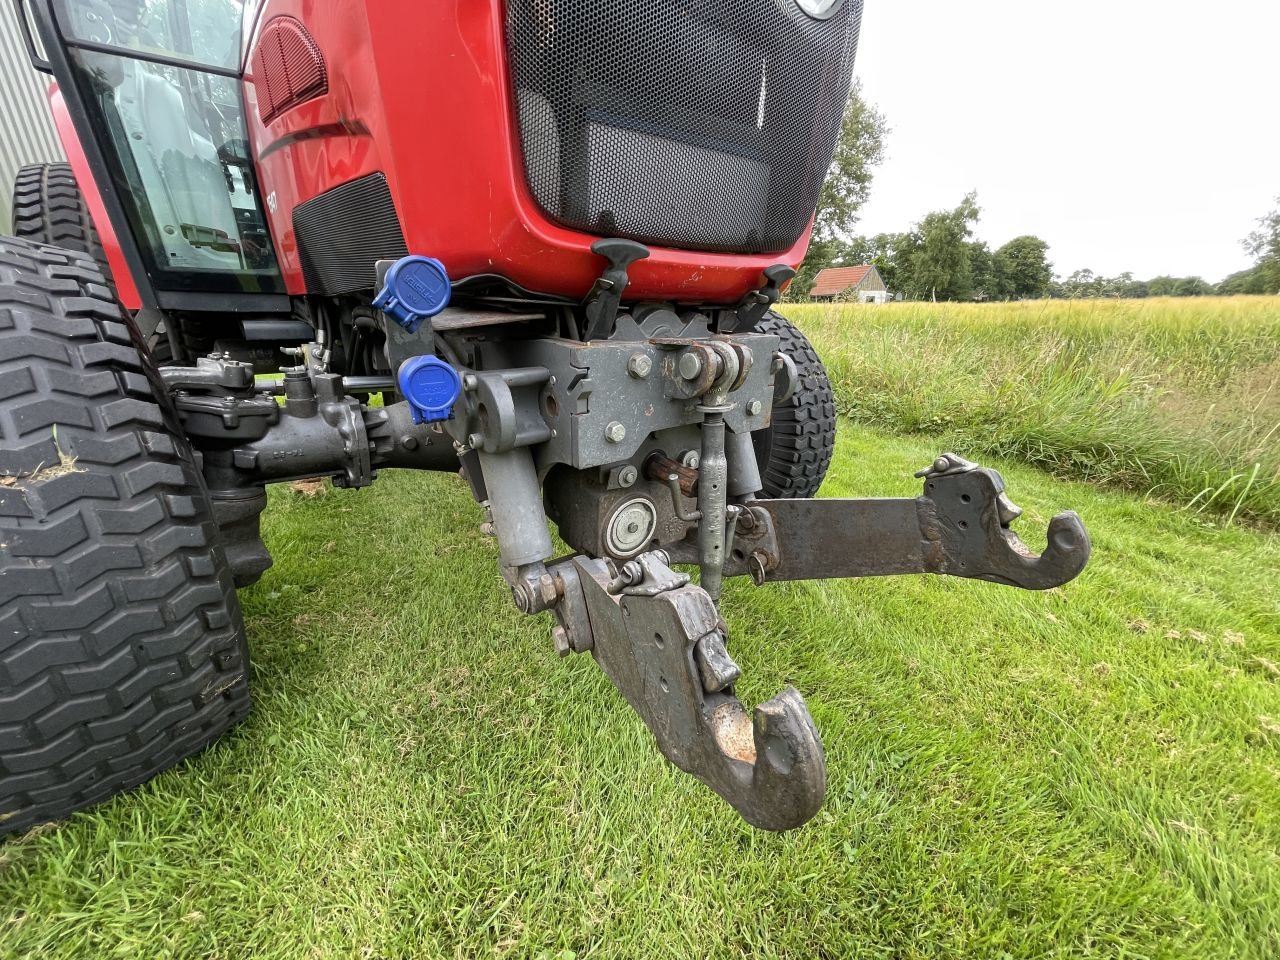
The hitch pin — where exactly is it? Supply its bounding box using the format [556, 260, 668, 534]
[666, 474, 703, 523]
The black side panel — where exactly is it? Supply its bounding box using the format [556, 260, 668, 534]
[293, 173, 409, 295]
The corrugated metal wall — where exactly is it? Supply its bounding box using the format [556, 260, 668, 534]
[0, 2, 65, 230]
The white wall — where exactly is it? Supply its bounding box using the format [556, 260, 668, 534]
[0, 3, 65, 229]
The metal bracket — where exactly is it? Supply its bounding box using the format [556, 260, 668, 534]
[560, 551, 826, 831]
[727, 454, 1090, 590]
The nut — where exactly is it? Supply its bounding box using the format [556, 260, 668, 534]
[678, 352, 704, 380]
[618, 465, 639, 487]
[746, 399, 763, 416]
[627, 353, 652, 379]
[605, 421, 627, 443]
[538, 573, 560, 606]
[552, 625, 571, 657]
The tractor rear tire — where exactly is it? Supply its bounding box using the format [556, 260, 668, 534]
[0, 236, 251, 837]
[752, 312, 837, 499]
[10, 163, 176, 364]
[10, 164, 109, 279]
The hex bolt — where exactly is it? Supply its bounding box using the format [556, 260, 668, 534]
[552, 625, 571, 657]
[678, 352, 704, 380]
[618, 465, 639, 487]
[746, 399, 763, 416]
[605, 421, 627, 443]
[627, 353, 652, 379]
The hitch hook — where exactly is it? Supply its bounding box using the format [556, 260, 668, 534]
[918, 454, 1091, 590]
[569, 552, 826, 831]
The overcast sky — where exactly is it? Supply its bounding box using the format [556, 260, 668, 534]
[851, 0, 1279, 283]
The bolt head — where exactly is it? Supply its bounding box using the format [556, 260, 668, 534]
[605, 421, 627, 443]
[678, 352, 704, 380]
[680, 450, 701, 469]
[468, 433, 485, 449]
[746, 399, 763, 416]
[618, 465, 638, 487]
[462, 374, 478, 391]
[627, 353, 652, 379]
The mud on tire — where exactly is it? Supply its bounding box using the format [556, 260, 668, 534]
[752, 311, 837, 499]
[0, 236, 250, 837]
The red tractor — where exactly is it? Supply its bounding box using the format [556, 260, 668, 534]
[1, 0, 1090, 834]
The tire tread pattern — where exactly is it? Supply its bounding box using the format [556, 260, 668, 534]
[0, 237, 249, 837]
[752, 311, 837, 499]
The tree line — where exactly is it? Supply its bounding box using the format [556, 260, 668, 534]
[794, 87, 1280, 302]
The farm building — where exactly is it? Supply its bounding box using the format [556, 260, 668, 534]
[809, 265, 889, 303]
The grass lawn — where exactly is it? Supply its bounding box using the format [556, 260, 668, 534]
[3, 424, 1278, 959]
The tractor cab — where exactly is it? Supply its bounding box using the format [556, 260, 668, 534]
[21, 0, 281, 308]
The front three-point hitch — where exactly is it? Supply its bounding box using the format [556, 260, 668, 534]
[166, 254, 1091, 831]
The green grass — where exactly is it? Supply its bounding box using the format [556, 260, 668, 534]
[3, 427, 1279, 959]
[789, 297, 1280, 527]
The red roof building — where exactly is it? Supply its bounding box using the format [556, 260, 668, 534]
[808, 264, 889, 302]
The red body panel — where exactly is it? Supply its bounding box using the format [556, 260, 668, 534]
[245, 0, 810, 303]
[47, 85, 143, 311]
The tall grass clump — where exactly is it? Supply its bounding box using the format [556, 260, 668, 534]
[788, 297, 1280, 526]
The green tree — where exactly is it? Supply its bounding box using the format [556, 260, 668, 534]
[993, 235, 1053, 299]
[901, 193, 981, 301]
[968, 241, 998, 300]
[1244, 198, 1280, 293]
[1172, 277, 1214, 297]
[813, 82, 890, 243]
[790, 83, 889, 299]
[1219, 266, 1271, 295]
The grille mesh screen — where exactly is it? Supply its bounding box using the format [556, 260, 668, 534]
[505, 0, 862, 255]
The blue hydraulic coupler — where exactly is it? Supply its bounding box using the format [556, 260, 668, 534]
[398, 355, 462, 425]
[373, 255, 451, 334]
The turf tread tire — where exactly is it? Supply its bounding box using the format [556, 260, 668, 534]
[0, 236, 250, 837]
[752, 312, 837, 499]
[11, 164, 108, 274]
[10, 164, 175, 366]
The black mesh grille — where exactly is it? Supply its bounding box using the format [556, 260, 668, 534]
[293, 173, 408, 295]
[505, 0, 862, 255]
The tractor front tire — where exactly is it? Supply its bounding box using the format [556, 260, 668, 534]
[0, 237, 250, 837]
[752, 312, 837, 499]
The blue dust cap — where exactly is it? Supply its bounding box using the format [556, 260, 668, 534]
[398, 355, 462, 425]
[373, 255, 451, 333]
